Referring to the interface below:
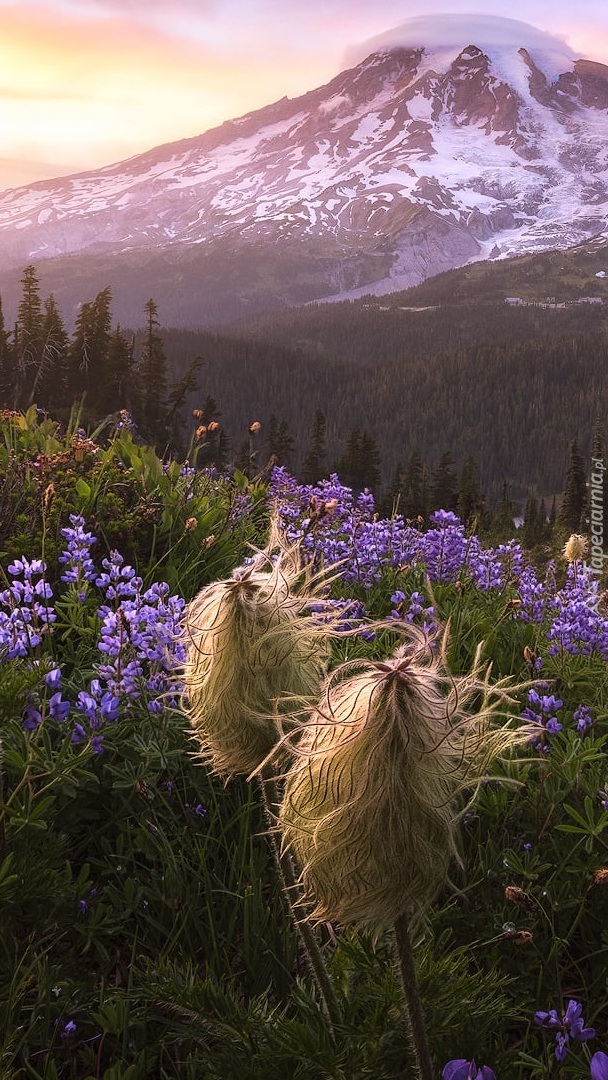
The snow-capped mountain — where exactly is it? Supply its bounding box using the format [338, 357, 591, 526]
[0, 15, 607, 325]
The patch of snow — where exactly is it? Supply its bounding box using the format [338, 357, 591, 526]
[347, 16, 579, 88]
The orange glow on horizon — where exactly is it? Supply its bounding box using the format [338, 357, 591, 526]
[0, 3, 340, 188]
[1, 2, 608, 190]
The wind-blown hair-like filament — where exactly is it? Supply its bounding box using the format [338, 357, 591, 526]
[278, 622, 535, 936]
[183, 541, 336, 779]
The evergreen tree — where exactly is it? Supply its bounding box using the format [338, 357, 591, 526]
[266, 413, 294, 467]
[68, 287, 112, 408]
[0, 296, 14, 408]
[558, 438, 588, 533]
[538, 498, 549, 542]
[523, 493, 540, 547]
[301, 410, 327, 484]
[138, 299, 170, 447]
[359, 431, 382, 493]
[337, 429, 381, 492]
[167, 355, 204, 452]
[457, 455, 484, 525]
[402, 451, 428, 520]
[430, 452, 458, 513]
[493, 481, 517, 536]
[337, 429, 362, 489]
[31, 296, 69, 410]
[97, 326, 135, 415]
[14, 265, 43, 407]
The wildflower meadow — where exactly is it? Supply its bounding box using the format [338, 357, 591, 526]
[1, 407, 608, 1079]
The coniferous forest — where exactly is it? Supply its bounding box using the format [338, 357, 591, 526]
[0, 262, 606, 527]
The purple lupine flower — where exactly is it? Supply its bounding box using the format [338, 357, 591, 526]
[59, 515, 97, 599]
[71, 723, 87, 745]
[442, 1060, 496, 1080]
[48, 692, 70, 723]
[45, 667, 62, 689]
[59, 1019, 77, 1039]
[0, 558, 55, 659]
[547, 563, 608, 658]
[591, 1051, 608, 1079]
[521, 688, 563, 751]
[23, 703, 42, 730]
[535, 999, 595, 1061]
[574, 705, 594, 733]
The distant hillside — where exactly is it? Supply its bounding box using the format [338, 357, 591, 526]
[371, 235, 608, 307]
[167, 287, 607, 502]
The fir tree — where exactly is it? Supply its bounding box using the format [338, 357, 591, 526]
[138, 299, 170, 447]
[31, 296, 69, 410]
[68, 287, 112, 408]
[457, 455, 484, 526]
[97, 326, 136, 415]
[337, 429, 362, 489]
[494, 481, 517, 535]
[402, 452, 428, 520]
[523, 493, 540, 547]
[14, 265, 43, 407]
[558, 438, 588, 533]
[301, 410, 327, 484]
[337, 429, 381, 492]
[360, 431, 382, 493]
[430, 452, 458, 513]
[0, 296, 14, 408]
[266, 414, 294, 467]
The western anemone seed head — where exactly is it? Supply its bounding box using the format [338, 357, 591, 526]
[279, 623, 534, 937]
[563, 534, 588, 562]
[183, 541, 333, 779]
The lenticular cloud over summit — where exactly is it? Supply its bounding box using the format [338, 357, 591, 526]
[348, 14, 578, 82]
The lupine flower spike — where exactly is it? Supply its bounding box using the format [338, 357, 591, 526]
[535, 999, 595, 1061]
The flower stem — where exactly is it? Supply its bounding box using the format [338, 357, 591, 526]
[257, 774, 342, 1037]
[394, 914, 434, 1080]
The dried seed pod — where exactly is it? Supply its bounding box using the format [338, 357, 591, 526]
[280, 624, 535, 937]
[504, 885, 541, 915]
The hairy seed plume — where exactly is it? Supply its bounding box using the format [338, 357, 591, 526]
[183, 540, 334, 779]
[279, 623, 535, 936]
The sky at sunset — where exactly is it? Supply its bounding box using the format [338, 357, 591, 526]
[2, 0, 608, 191]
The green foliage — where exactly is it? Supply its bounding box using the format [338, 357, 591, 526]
[1, 409, 608, 1078]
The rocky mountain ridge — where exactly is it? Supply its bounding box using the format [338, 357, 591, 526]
[0, 15, 606, 326]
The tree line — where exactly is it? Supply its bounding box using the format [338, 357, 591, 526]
[0, 266, 604, 540]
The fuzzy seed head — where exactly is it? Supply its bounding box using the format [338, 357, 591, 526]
[279, 624, 534, 936]
[563, 534, 588, 562]
[183, 547, 331, 779]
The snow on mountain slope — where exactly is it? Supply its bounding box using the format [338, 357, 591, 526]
[0, 14, 606, 323]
